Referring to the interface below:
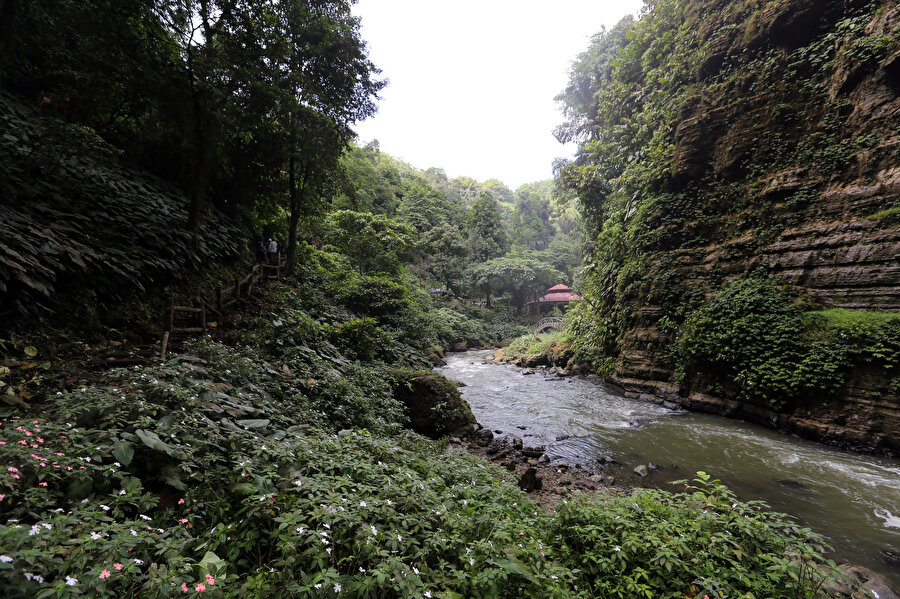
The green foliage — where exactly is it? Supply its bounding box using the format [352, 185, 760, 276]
[552, 472, 841, 599]
[324, 211, 416, 275]
[675, 279, 900, 408]
[505, 332, 564, 356]
[0, 95, 242, 318]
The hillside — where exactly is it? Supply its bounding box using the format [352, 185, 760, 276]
[557, 0, 900, 454]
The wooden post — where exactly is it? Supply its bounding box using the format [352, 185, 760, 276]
[165, 297, 175, 332]
[160, 331, 170, 360]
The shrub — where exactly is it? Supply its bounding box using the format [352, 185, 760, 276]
[551, 473, 842, 599]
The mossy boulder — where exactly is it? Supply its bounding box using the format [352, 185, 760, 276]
[390, 370, 477, 438]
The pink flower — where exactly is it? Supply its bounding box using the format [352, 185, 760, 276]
[38, 482, 48, 487]
[99, 569, 111, 579]
[7, 467, 18, 472]
[178, 498, 185, 505]
[113, 563, 123, 571]
[178, 518, 188, 524]
[195, 582, 206, 592]
[205, 573, 215, 585]
[182, 582, 189, 592]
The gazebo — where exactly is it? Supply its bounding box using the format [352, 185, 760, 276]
[523, 284, 581, 315]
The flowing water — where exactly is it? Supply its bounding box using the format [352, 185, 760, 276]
[437, 350, 900, 585]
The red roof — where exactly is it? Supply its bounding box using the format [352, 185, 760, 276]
[538, 292, 581, 303]
[546, 284, 572, 292]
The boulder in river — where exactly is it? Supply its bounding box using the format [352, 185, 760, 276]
[389, 370, 477, 439]
[826, 565, 900, 599]
[518, 467, 543, 492]
[521, 445, 546, 458]
[633, 464, 649, 477]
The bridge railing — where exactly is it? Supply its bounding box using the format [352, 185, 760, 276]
[532, 317, 565, 335]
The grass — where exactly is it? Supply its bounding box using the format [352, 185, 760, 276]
[505, 331, 565, 355]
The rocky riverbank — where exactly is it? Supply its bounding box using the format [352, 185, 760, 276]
[444, 374, 900, 599]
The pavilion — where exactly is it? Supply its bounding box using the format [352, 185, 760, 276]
[523, 284, 581, 315]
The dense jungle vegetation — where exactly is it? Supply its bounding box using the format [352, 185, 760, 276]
[0, 0, 882, 597]
[554, 0, 900, 415]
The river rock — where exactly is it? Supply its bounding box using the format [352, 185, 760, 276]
[589, 474, 604, 483]
[538, 454, 550, 463]
[633, 464, 649, 477]
[598, 455, 619, 464]
[826, 565, 900, 599]
[647, 462, 660, 471]
[474, 428, 494, 441]
[522, 370, 535, 375]
[517, 467, 543, 492]
[505, 461, 517, 471]
[389, 370, 477, 439]
[451, 342, 468, 352]
[424, 346, 446, 366]
[522, 445, 546, 458]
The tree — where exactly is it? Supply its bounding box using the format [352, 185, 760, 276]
[471, 257, 562, 309]
[465, 193, 509, 262]
[324, 210, 415, 275]
[554, 15, 635, 144]
[422, 223, 469, 292]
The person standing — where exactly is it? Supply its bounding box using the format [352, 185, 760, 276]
[267, 238, 278, 265]
[256, 240, 267, 263]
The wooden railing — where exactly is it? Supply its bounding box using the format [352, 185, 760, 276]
[160, 254, 285, 359]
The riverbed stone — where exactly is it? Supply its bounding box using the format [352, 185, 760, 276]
[633, 464, 649, 477]
[389, 370, 477, 439]
[827, 565, 900, 599]
[517, 467, 543, 492]
[512, 437, 523, 450]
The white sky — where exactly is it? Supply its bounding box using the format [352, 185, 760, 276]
[351, 0, 644, 190]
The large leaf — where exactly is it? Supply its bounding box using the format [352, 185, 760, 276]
[111, 440, 135, 466]
[135, 429, 174, 456]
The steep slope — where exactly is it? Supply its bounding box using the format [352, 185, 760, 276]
[560, 0, 900, 453]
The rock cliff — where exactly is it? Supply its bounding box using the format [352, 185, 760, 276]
[560, 0, 900, 454]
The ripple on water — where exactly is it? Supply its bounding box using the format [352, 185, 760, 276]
[438, 351, 900, 586]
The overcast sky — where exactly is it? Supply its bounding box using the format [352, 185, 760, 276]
[351, 0, 644, 190]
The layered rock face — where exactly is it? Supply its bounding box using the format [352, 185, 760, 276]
[570, 0, 900, 453]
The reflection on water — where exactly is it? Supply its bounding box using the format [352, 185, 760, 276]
[437, 350, 900, 585]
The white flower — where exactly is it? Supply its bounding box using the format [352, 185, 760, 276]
[119, 489, 126, 495]
[314, 584, 322, 589]
[326, 547, 332, 554]
[130, 529, 138, 536]
[614, 546, 621, 552]
[413, 567, 419, 575]
[41, 522, 52, 530]
[65, 576, 78, 586]
[385, 499, 392, 506]
[295, 527, 304, 534]
[469, 558, 475, 566]
[370, 525, 377, 536]
[359, 501, 366, 507]
[359, 567, 366, 573]
[0, 555, 12, 563]
[133, 559, 143, 564]
[99, 505, 110, 511]
[139, 514, 151, 521]
[334, 583, 342, 593]
[90, 532, 102, 540]
[397, 534, 402, 542]
[292, 480, 302, 487]
[114, 462, 121, 467]
[28, 525, 40, 536]
[425, 592, 432, 598]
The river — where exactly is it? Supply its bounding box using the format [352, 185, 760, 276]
[437, 350, 900, 586]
